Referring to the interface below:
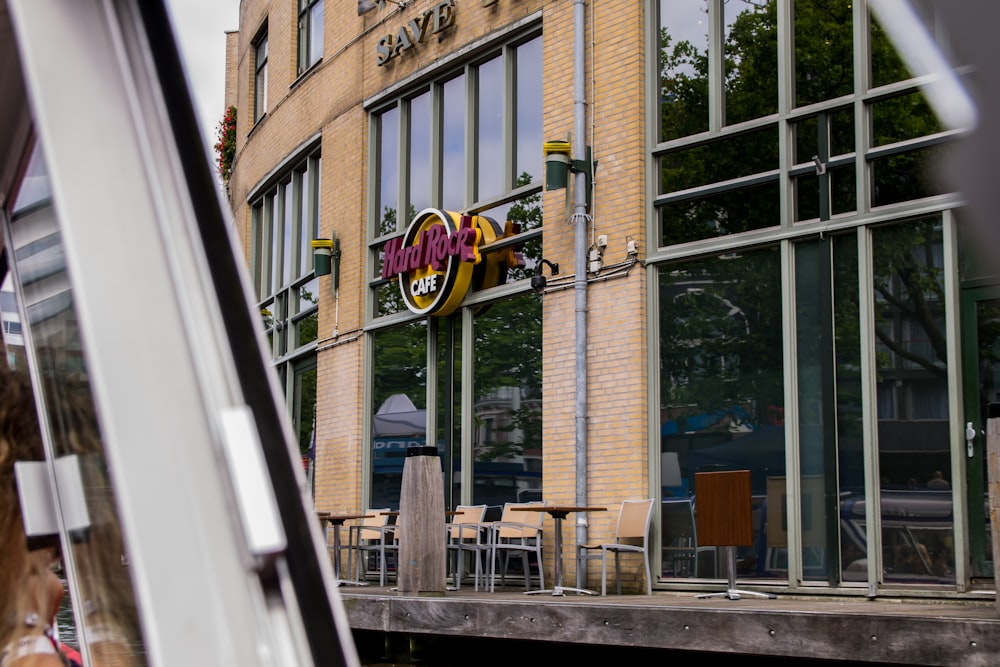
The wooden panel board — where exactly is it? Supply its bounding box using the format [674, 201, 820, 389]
[694, 470, 752, 546]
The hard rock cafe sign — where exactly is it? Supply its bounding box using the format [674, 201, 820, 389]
[381, 208, 523, 316]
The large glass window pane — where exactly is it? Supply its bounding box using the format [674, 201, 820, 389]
[309, 0, 324, 66]
[294, 361, 318, 459]
[792, 108, 854, 165]
[872, 217, 955, 585]
[282, 181, 293, 287]
[659, 247, 785, 582]
[871, 146, 948, 208]
[270, 194, 281, 292]
[441, 75, 466, 211]
[371, 322, 428, 509]
[794, 0, 853, 107]
[658, 0, 710, 142]
[254, 34, 268, 122]
[660, 126, 778, 194]
[724, 0, 778, 126]
[832, 233, 866, 583]
[295, 278, 319, 349]
[477, 56, 504, 200]
[515, 36, 543, 183]
[473, 293, 543, 507]
[871, 92, 943, 147]
[298, 166, 312, 279]
[409, 92, 432, 214]
[437, 317, 462, 508]
[378, 107, 399, 235]
[660, 180, 780, 245]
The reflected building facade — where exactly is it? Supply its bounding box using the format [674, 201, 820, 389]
[224, 0, 997, 599]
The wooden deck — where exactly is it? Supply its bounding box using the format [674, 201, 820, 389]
[339, 584, 1000, 666]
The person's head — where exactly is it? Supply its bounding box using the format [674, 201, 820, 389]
[0, 363, 46, 642]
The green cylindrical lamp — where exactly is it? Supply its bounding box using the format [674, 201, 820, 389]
[543, 140, 572, 191]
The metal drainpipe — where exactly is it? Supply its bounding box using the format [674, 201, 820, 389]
[572, 0, 589, 590]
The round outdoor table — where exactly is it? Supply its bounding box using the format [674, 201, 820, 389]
[517, 505, 607, 596]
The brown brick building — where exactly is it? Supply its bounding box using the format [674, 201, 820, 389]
[225, 0, 997, 601]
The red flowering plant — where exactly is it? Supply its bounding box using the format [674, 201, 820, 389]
[214, 105, 237, 182]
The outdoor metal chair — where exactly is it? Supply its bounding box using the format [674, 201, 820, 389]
[488, 502, 545, 592]
[446, 504, 489, 590]
[576, 498, 655, 595]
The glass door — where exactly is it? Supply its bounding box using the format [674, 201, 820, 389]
[961, 286, 1000, 580]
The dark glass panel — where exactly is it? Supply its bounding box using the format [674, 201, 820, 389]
[409, 92, 432, 213]
[515, 36, 543, 184]
[794, 0, 853, 107]
[659, 0, 710, 142]
[724, 0, 778, 126]
[871, 91, 943, 148]
[659, 246, 785, 581]
[832, 233, 866, 583]
[379, 106, 400, 234]
[660, 180, 780, 245]
[660, 126, 778, 194]
[871, 217, 954, 585]
[871, 146, 948, 208]
[371, 321, 428, 510]
[472, 293, 543, 507]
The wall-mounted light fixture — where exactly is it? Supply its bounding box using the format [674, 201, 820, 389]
[530, 258, 559, 294]
[542, 139, 597, 210]
[311, 236, 341, 290]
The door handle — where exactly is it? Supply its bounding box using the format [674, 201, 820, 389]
[966, 422, 976, 458]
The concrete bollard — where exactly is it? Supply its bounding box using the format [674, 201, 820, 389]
[397, 445, 446, 596]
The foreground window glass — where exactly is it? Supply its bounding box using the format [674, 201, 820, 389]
[7, 143, 147, 664]
[659, 246, 785, 582]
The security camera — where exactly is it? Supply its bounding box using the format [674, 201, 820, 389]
[530, 274, 547, 294]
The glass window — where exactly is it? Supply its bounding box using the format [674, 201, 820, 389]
[793, 0, 853, 108]
[6, 143, 148, 663]
[366, 28, 543, 519]
[254, 29, 268, 123]
[377, 105, 400, 236]
[655, 0, 959, 248]
[370, 321, 428, 509]
[658, 0, 710, 142]
[658, 246, 785, 582]
[724, 0, 778, 126]
[370, 30, 543, 308]
[473, 293, 543, 506]
[409, 91, 432, 213]
[871, 217, 955, 584]
[476, 55, 504, 201]
[298, 0, 324, 76]
[250, 148, 321, 474]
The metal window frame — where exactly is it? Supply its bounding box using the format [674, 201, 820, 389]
[2, 0, 357, 663]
